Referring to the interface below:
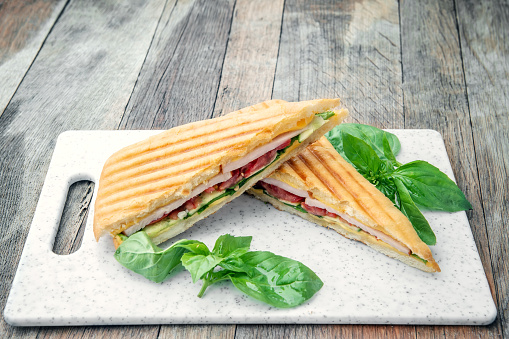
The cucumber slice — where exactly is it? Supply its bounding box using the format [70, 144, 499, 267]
[298, 116, 326, 142]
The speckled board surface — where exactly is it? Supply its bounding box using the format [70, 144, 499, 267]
[4, 130, 496, 326]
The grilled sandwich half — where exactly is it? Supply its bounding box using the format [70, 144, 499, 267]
[93, 99, 348, 248]
[248, 137, 440, 272]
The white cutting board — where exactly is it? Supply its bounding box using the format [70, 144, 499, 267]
[4, 130, 496, 326]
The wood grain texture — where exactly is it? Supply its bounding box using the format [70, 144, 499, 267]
[119, 0, 235, 130]
[400, 0, 501, 336]
[211, 0, 285, 117]
[273, 0, 404, 128]
[159, 325, 235, 339]
[456, 0, 509, 336]
[0, 0, 167, 337]
[0, 0, 66, 116]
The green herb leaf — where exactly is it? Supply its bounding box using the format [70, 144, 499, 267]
[315, 111, 335, 120]
[382, 133, 401, 167]
[326, 123, 401, 162]
[115, 234, 323, 308]
[184, 234, 251, 287]
[392, 160, 472, 212]
[341, 133, 382, 178]
[114, 232, 200, 283]
[227, 251, 323, 308]
[181, 253, 224, 283]
[212, 234, 252, 258]
[394, 178, 436, 245]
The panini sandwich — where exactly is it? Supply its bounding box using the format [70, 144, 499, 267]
[93, 99, 348, 248]
[248, 137, 440, 272]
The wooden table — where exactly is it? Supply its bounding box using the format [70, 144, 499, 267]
[1, 0, 507, 337]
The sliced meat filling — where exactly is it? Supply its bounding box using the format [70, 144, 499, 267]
[136, 138, 292, 230]
[259, 179, 411, 255]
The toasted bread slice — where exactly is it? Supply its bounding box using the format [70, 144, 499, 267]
[248, 137, 440, 272]
[94, 99, 348, 245]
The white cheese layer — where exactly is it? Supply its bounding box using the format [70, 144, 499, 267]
[123, 171, 232, 236]
[222, 127, 306, 173]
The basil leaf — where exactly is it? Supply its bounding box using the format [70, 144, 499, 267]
[181, 253, 224, 283]
[341, 133, 382, 177]
[392, 160, 472, 212]
[375, 178, 399, 208]
[184, 234, 251, 285]
[315, 111, 335, 120]
[176, 242, 211, 256]
[394, 178, 436, 245]
[287, 203, 309, 214]
[228, 251, 323, 308]
[212, 234, 252, 258]
[114, 232, 200, 283]
[382, 133, 401, 167]
[326, 123, 401, 161]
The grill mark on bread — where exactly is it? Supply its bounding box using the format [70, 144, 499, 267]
[307, 141, 400, 229]
[101, 128, 263, 188]
[104, 111, 287, 174]
[97, 164, 212, 206]
[97, 112, 296, 207]
[97, 184, 188, 216]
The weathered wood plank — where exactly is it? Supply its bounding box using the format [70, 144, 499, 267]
[35, 325, 159, 338]
[235, 325, 418, 339]
[211, 0, 285, 117]
[0, 0, 167, 336]
[400, 0, 502, 336]
[455, 0, 509, 336]
[159, 325, 235, 339]
[0, 0, 67, 116]
[273, 0, 404, 128]
[120, 0, 235, 130]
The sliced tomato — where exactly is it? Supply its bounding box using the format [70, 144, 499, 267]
[301, 202, 328, 216]
[241, 149, 277, 178]
[218, 169, 242, 190]
[185, 195, 202, 210]
[260, 181, 304, 203]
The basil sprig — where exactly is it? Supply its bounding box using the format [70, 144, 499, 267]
[326, 123, 472, 245]
[114, 232, 323, 308]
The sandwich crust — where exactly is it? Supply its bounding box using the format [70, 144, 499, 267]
[250, 137, 440, 272]
[93, 99, 343, 241]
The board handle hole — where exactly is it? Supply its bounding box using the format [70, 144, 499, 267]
[52, 180, 95, 255]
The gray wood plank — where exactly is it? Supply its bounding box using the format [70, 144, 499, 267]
[273, 0, 404, 128]
[120, 0, 235, 130]
[400, 0, 501, 336]
[0, 0, 67, 116]
[211, 0, 285, 117]
[455, 0, 509, 336]
[159, 325, 235, 339]
[0, 0, 167, 336]
[235, 325, 418, 339]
